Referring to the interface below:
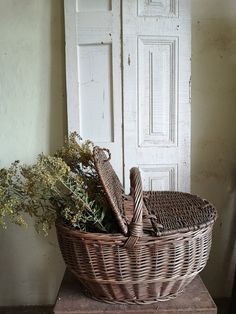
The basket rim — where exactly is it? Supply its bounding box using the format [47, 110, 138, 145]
[55, 219, 126, 240]
[55, 218, 215, 243]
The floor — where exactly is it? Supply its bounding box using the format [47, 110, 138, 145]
[0, 307, 53, 314]
[0, 298, 231, 314]
[215, 299, 230, 314]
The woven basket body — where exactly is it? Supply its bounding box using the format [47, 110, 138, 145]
[56, 147, 217, 304]
[56, 220, 213, 303]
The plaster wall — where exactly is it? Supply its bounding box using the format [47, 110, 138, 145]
[0, 0, 66, 305]
[192, 0, 236, 298]
[0, 0, 236, 305]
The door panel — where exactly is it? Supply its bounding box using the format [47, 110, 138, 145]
[64, 0, 123, 179]
[78, 43, 114, 143]
[137, 36, 178, 147]
[122, 0, 191, 192]
[64, 0, 191, 191]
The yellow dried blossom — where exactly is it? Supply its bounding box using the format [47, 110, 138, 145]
[0, 133, 115, 234]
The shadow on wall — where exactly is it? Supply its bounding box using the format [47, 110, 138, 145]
[41, 0, 67, 303]
[49, 0, 67, 153]
[191, 13, 236, 297]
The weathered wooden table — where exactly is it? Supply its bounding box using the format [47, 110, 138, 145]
[54, 270, 217, 314]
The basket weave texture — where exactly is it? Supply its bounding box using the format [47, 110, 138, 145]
[56, 147, 217, 304]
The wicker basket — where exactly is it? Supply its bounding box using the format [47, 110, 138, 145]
[56, 147, 217, 304]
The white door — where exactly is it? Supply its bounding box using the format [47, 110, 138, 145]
[123, 0, 191, 192]
[64, 0, 191, 192]
[64, 0, 123, 179]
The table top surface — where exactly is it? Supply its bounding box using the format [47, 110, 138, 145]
[54, 270, 217, 314]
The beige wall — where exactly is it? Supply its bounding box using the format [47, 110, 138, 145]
[192, 0, 236, 298]
[0, 0, 236, 306]
[0, 0, 67, 305]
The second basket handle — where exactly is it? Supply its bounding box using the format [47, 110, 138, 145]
[124, 167, 144, 248]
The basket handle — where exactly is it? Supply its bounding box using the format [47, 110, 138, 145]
[124, 167, 143, 248]
[93, 147, 111, 162]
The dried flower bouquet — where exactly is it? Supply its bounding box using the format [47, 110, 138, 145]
[0, 133, 116, 234]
